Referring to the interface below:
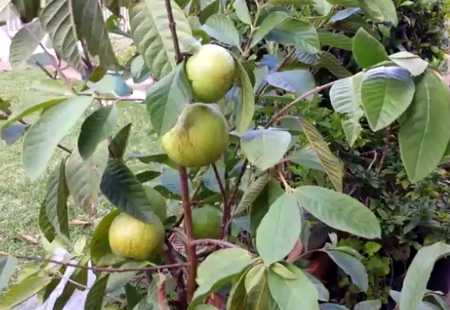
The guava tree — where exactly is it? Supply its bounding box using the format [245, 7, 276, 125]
[0, 0, 450, 309]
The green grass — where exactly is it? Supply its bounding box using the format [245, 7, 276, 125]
[0, 68, 158, 259]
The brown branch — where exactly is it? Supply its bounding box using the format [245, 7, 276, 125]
[0, 252, 187, 273]
[164, 0, 182, 63]
[192, 238, 237, 248]
[265, 81, 335, 128]
[212, 163, 230, 239]
[178, 167, 197, 302]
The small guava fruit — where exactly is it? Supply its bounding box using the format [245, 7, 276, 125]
[161, 103, 229, 167]
[186, 44, 236, 102]
[108, 213, 164, 260]
[192, 206, 222, 239]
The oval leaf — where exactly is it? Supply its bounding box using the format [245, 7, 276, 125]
[294, 186, 381, 239]
[241, 129, 291, 171]
[256, 193, 302, 265]
[325, 250, 368, 292]
[352, 28, 388, 69]
[202, 14, 240, 47]
[235, 59, 255, 133]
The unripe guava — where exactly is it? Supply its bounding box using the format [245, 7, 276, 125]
[186, 44, 236, 102]
[108, 213, 164, 260]
[161, 103, 229, 167]
[192, 206, 222, 239]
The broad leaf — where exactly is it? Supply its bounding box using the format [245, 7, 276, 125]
[325, 250, 368, 292]
[266, 69, 316, 96]
[39, 159, 70, 242]
[193, 248, 253, 303]
[316, 52, 352, 79]
[78, 106, 117, 159]
[40, 0, 84, 72]
[246, 268, 277, 309]
[352, 28, 388, 69]
[360, 0, 398, 26]
[355, 300, 381, 310]
[23, 96, 92, 180]
[399, 242, 450, 310]
[288, 146, 324, 171]
[109, 123, 132, 159]
[235, 173, 271, 216]
[267, 18, 320, 54]
[329, 73, 364, 146]
[250, 11, 288, 48]
[329, 7, 361, 23]
[294, 186, 381, 239]
[0, 272, 53, 309]
[361, 66, 415, 131]
[389, 52, 428, 77]
[301, 119, 344, 191]
[256, 193, 302, 265]
[90, 209, 121, 265]
[0, 256, 17, 291]
[268, 264, 319, 310]
[85, 276, 109, 310]
[233, 0, 251, 25]
[241, 129, 292, 171]
[130, 0, 195, 79]
[318, 31, 353, 51]
[399, 71, 450, 182]
[71, 0, 117, 68]
[235, 59, 255, 133]
[145, 64, 191, 136]
[12, 0, 40, 22]
[9, 19, 45, 68]
[100, 159, 160, 224]
[327, 0, 359, 6]
[202, 14, 240, 47]
[66, 146, 107, 213]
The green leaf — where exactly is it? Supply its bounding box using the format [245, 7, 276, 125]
[66, 145, 107, 212]
[193, 248, 253, 304]
[327, 0, 359, 6]
[352, 28, 388, 69]
[267, 264, 319, 310]
[106, 262, 147, 293]
[288, 146, 324, 171]
[266, 69, 316, 96]
[39, 159, 70, 242]
[12, 0, 40, 22]
[202, 14, 240, 47]
[267, 18, 320, 54]
[361, 66, 415, 131]
[301, 119, 344, 191]
[256, 193, 302, 265]
[109, 123, 131, 159]
[233, 0, 251, 25]
[40, 0, 84, 72]
[399, 242, 450, 310]
[246, 268, 277, 309]
[23, 96, 92, 180]
[78, 106, 117, 159]
[90, 209, 120, 265]
[399, 70, 450, 182]
[0, 256, 17, 291]
[145, 64, 191, 136]
[316, 52, 352, 79]
[389, 52, 428, 77]
[85, 275, 109, 310]
[250, 11, 288, 48]
[130, 0, 195, 79]
[294, 186, 381, 239]
[9, 19, 45, 68]
[71, 0, 117, 68]
[329, 73, 364, 147]
[227, 272, 248, 310]
[235, 173, 271, 216]
[360, 0, 398, 26]
[325, 250, 368, 292]
[235, 59, 255, 133]
[0, 272, 53, 310]
[241, 129, 292, 171]
[318, 31, 353, 51]
[100, 159, 160, 224]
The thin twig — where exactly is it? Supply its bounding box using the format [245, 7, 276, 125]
[212, 163, 230, 239]
[0, 252, 187, 273]
[192, 238, 237, 248]
[178, 167, 197, 302]
[165, 0, 183, 63]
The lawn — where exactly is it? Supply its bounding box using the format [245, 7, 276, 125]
[0, 68, 158, 258]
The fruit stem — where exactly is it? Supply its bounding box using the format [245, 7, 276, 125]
[212, 163, 230, 239]
[178, 166, 198, 302]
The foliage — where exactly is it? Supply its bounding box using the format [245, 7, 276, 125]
[0, 0, 450, 309]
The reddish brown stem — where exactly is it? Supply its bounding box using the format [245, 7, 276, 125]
[164, 0, 182, 63]
[178, 167, 197, 302]
[286, 241, 304, 263]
